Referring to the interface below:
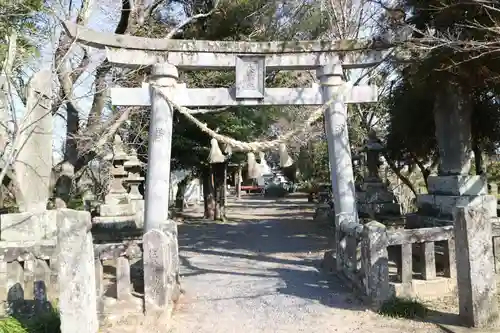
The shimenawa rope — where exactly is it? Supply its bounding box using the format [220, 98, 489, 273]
[152, 83, 349, 153]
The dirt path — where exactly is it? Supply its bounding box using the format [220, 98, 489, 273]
[168, 194, 445, 333]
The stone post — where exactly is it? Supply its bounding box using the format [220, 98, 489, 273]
[56, 209, 98, 333]
[361, 221, 390, 307]
[453, 206, 499, 327]
[144, 63, 178, 232]
[14, 69, 53, 213]
[317, 63, 358, 222]
[143, 227, 179, 318]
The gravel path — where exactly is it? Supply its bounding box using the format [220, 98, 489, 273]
[168, 195, 445, 333]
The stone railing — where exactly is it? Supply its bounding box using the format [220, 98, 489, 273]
[0, 241, 58, 317]
[326, 215, 390, 307]
[94, 241, 143, 317]
[386, 226, 456, 298]
[332, 220, 457, 303]
[0, 209, 180, 333]
[329, 205, 499, 327]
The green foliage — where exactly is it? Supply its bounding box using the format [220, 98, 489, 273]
[0, 0, 44, 66]
[488, 161, 500, 185]
[0, 307, 60, 333]
[23, 307, 61, 333]
[67, 195, 85, 210]
[264, 183, 288, 198]
[384, 1, 500, 171]
[385, 75, 437, 164]
[0, 317, 25, 333]
[310, 141, 330, 183]
[378, 297, 428, 319]
[296, 140, 330, 184]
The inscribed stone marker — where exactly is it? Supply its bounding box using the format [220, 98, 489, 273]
[453, 206, 498, 327]
[143, 229, 170, 314]
[235, 55, 265, 99]
[14, 69, 53, 213]
[56, 209, 98, 333]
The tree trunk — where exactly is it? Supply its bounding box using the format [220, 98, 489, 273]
[175, 175, 192, 212]
[202, 165, 215, 219]
[222, 162, 227, 219]
[212, 162, 225, 221]
[236, 164, 242, 199]
[472, 139, 484, 175]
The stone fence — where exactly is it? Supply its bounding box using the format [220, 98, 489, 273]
[327, 206, 499, 327]
[0, 240, 57, 317]
[0, 209, 180, 333]
[331, 217, 457, 303]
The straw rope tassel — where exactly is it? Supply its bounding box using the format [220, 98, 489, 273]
[279, 143, 293, 168]
[208, 138, 225, 163]
[247, 152, 257, 179]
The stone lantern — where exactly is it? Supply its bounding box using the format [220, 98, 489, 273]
[124, 148, 144, 201]
[104, 135, 129, 204]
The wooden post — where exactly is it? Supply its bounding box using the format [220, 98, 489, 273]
[222, 162, 227, 219]
[143, 63, 178, 232]
[236, 164, 242, 200]
[212, 162, 224, 221]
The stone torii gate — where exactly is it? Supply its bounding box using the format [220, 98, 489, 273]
[63, 22, 381, 232]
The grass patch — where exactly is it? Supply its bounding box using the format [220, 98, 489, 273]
[0, 317, 25, 333]
[0, 307, 61, 333]
[379, 297, 429, 319]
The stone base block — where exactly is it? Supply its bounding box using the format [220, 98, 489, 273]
[361, 181, 387, 192]
[0, 210, 57, 241]
[406, 214, 453, 228]
[99, 203, 134, 217]
[427, 175, 487, 196]
[391, 277, 456, 299]
[417, 194, 497, 218]
[131, 200, 144, 229]
[358, 202, 402, 217]
[357, 191, 396, 204]
[92, 216, 137, 229]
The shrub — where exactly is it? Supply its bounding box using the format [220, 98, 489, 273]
[378, 297, 428, 319]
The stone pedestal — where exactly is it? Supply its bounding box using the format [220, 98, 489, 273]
[357, 180, 401, 218]
[0, 210, 57, 241]
[417, 175, 497, 219]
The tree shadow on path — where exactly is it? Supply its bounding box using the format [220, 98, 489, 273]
[177, 196, 366, 312]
